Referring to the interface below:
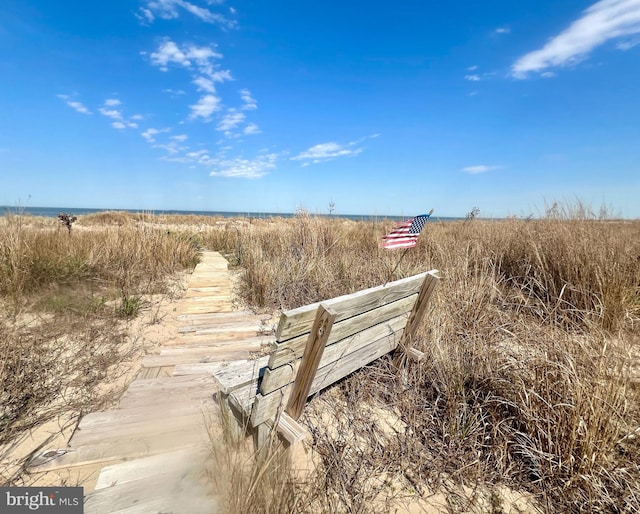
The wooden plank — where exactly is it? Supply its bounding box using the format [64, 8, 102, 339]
[267, 294, 417, 369]
[261, 314, 408, 394]
[141, 350, 251, 367]
[398, 271, 438, 349]
[86, 468, 218, 514]
[210, 356, 269, 395]
[71, 412, 211, 446]
[275, 271, 432, 341]
[28, 429, 210, 472]
[159, 338, 263, 355]
[94, 448, 204, 490]
[165, 332, 265, 347]
[286, 305, 336, 419]
[265, 412, 307, 445]
[177, 311, 258, 322]
[78, 400, 215, 430]
[249, 329, 401, 426]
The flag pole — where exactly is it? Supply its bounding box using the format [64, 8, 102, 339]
[386, 247, 409, 285]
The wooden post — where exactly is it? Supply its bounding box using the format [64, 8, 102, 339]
[218, 393, 246, 445]
[285, 304, 337, 420]
[397, 271, 439, 351]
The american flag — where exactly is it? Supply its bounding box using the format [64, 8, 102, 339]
[382, 212, 432, 249]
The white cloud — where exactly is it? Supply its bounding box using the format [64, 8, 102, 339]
[209, 153, 277, 178]
[240, 88, 257, 110]
[512, 0, 640, 78]
[243, 123, 261, 135]
[217, 110, 246, 132]
[137, 0, 235, 28]
[154, 140, 187, 154]
[57, 95, 92, 115]
[189, 94, 221, 120]
[193, 76, 216, 92]
[465, 74, 481, 81]
[112, 121, 126, 129]
[171, 134, 188, 142]
[149, 39, 227, 83]
[150, 40, 190, 70]
[99, 108, 123, 120]
[291, 141, 364, 164]
[162, 88, 186, 95]
[495, 27, 511, 34]
[104, 98, 121, 106]
[130, 114, 144, 120]
[141, 127, 169, 142]
[127, 122, 139, 128]
[461, 165, 503, 174]
[467, 65, 478, 71]
[209, 69, 233, 82]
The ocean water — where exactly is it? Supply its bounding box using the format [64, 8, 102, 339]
[1, 206, 462, 223]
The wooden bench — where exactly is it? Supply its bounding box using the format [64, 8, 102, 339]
[212, 270, 439, 449]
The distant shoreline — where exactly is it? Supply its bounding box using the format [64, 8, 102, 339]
[0, 206, 464, 223]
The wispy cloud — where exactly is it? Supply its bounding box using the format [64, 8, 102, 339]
[291, 140, 366, 165]
[512, 0, 640, 78]
[240, 88, 257, 110]
[141, 127, 169, 143]
[112, 121, 126, 129]
[136, 0, 236, 28]
[149, 39, 222, 71]
[243, 123, 261, 135]
[99, 107, 123, 120]
[193, 76, 216, 93]
[461, 165, 503, 174]
[104, 98, 121, 107]
[465, 74, 481, 81]
[217, 110, 246, 132]
[189, 94, 222, 120]
[495, 27, 511, 34]
[209, 153, 277, 178]
[57, 94, 92, 115]
[162, 88, 186, 96]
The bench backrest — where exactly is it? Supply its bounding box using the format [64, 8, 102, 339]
[247, 270, 439, 427]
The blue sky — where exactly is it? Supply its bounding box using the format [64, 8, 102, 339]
[1, 0, 639, 217]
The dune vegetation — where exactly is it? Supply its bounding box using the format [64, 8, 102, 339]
[1, 205, 639, 512]
[199, 207, 640, 513]
[0, 212, 200, 483]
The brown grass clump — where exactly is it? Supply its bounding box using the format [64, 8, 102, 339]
[0, 213, 201, 484]
[201, 207, 640, 513]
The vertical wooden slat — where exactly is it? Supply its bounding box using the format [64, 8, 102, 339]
[398, 271, 439, 350]
[285, 304, 337, 420]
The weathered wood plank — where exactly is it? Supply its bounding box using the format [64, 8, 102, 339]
[275, 271, 432, 341]
[261, 314, 408, 394]
[211, 356, 269, 395]
[267, 412, 307, 445]
[79, 400, 215, 430]
[249, 330, 401, 426]
[267, 294, 417, 369]
[93, 448, 204, 490]
[72, 412, 210, 446]
[86, 466, 218, 514]
[286, 305, 336, 419]
[141, 350, 251, 368]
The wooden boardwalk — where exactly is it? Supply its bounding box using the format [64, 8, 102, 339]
[29, 251, 273, 513]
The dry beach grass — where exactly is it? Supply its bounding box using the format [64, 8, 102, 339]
[1, 206, 639, 512]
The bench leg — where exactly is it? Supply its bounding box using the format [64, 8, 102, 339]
[252, 422, 272, 461]
[218, 393, 246, 445]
